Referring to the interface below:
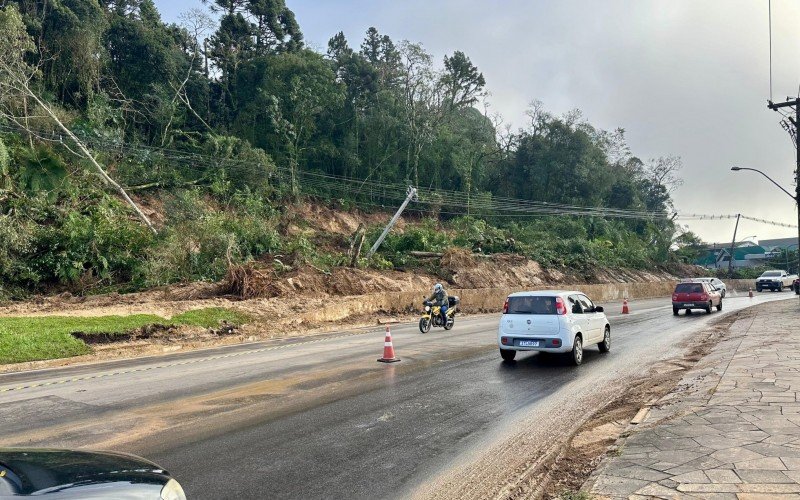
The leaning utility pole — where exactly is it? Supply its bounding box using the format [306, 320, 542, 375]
[728, 213, 741, 277]
[366, 186, 418, 259]
[767, 97, 800, 272]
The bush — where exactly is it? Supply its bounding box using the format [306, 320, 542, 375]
[141, 209, 281, 286]
[0, 189, 153, 293]
[450, 216, 514, 253]
[373, 219, 453, 254]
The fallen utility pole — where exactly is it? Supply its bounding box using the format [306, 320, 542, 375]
[767, 97, 800, 271]
[367, 186, 418, 259]
[728, 213, 741, 277]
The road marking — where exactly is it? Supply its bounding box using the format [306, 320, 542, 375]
[0, 329, 382, 394]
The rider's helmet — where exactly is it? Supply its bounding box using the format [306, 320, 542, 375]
[433, 283, 443, 293]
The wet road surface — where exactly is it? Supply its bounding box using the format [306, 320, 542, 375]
[1, 292, 795, 499]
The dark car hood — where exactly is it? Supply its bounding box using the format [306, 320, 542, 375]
[0, 449, 170, 497]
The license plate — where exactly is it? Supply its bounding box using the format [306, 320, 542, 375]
[684, 303, 694, 307]
[519, 340, 540, 347]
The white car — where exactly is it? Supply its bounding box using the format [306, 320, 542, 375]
[695, 277, 727, 298]
[756, 270, 798, 292]
[498, 291, 611, 366]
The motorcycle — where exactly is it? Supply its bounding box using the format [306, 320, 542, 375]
[419, 296, 459, 333]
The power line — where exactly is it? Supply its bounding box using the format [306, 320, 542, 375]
[675, 212, 797, 229]
[2, 122, 797, 228]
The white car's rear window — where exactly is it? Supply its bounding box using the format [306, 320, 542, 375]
[506, 296, 557, 315]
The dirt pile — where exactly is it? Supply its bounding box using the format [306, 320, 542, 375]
[290, 202, 396, 237]
[441, 249, 547, 289]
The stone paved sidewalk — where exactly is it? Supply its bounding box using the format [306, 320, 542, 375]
[588, 299, 800, 499]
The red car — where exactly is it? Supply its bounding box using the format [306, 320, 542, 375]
[672, 281, 722, 315]
[794, 277, 800, 295]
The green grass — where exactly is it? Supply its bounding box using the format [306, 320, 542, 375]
[170, 307, 249, 328]
[557, 492, 592, 500]
[0, 308, 249, 365]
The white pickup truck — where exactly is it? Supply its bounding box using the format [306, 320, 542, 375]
[756, 270, 799, 292]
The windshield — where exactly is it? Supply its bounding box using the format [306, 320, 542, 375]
[675, 283, 703, 293]
[761, 271, 782, 277]
[506, 296, 558, 314]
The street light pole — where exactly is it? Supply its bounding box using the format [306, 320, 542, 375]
[765, 97, 800, 274]
[730, 167, 794, 199]
[731, 164, 799, 272]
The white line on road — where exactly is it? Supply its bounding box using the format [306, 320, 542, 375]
[0, 329, 378, 394]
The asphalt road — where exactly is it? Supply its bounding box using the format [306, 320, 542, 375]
[1, 291, 796, 499]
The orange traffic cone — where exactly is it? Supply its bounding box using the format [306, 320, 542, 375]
[748, 288, 753, 298]
[622, 299, 630, 314]
[377, 326, 401, 363]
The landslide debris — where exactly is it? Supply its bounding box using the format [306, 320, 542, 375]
[221, 246, 691, 301]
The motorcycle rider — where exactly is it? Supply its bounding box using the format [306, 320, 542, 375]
[426, 283, 449, 325]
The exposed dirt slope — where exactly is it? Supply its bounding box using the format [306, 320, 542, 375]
[222, 247, 695, 301]
[440, 249, 694, 290]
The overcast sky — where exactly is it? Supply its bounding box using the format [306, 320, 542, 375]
[155, 0, 800, 245]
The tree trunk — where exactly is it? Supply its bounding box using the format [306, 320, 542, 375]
[349, 223, 366, 267]
[24, 83, 157, 234]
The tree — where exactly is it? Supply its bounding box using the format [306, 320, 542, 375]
[232, 50, 343, 194]
[440, 51, 486, 110]
[9, 0, 107, 108]
[247, 0, 303, 54]
[398, 41, 436, 186]
[443, 107, 499, 213]
[0, 4, 156, 233]
[203, 0, 249, 16]
[606, 180, 637, 209]
[103, 0, 205, 143]
[360, 28, 400, 87]
[506, 118, 610, 205]
[647, 155, 684, 195]
[207, 8, 255, 113]
[179, 8, 217, 77]
[327, 31, 351, 61]
[673, 230, 706, 263]
[524, 99, 552, 136]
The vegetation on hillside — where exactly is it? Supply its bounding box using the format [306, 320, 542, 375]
[0, 0, 697, 299]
